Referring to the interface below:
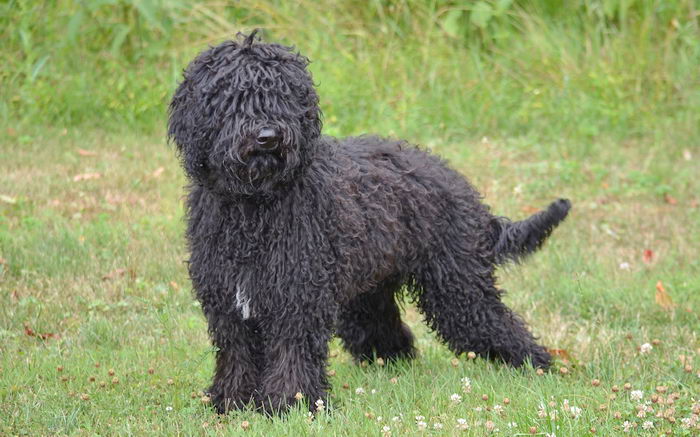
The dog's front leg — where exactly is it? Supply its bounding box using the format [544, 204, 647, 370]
[205, 310, 263, 414]
[256, 287, 336, 415]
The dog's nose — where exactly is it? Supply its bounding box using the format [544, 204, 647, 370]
[256, 128, 279, 151]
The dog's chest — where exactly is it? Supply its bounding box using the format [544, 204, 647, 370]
[235, 284, 252, 320]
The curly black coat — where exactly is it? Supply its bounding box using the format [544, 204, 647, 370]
[168, 31, 571, 415]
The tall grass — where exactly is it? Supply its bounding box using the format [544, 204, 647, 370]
[1, 0, 698, 146]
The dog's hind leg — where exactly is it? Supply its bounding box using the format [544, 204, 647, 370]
[414, 253, 551, 369]
[337, 280, 416, 363]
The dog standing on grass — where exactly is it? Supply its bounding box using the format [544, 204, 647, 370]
[168, 30, 570, 414]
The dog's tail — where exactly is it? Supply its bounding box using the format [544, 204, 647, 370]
[491, 199, 571, 265]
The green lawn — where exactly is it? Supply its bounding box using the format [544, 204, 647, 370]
[1, 126, 698, 435]
[1, 1, 699, 435]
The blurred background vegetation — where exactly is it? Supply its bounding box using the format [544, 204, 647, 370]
[1, 0, 698, 147]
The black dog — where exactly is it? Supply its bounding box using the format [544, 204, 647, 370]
[168, 31, 570, 414]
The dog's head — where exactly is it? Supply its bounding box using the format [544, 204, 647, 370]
[168, 30, 322, 196]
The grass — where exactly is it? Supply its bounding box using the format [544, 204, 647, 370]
[1, 127, 698, 436]
[1, 0, 699, 435]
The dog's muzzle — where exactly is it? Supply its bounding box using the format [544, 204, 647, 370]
[255, 128, 280, 152]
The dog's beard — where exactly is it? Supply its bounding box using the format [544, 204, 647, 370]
[243, 153, 284, 182]
[217, 148, 296, 196]
[209, 134, 309, 196]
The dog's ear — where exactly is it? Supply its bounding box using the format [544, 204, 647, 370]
[168, 74, 210, 179]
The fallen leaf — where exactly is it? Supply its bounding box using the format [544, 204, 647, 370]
[23, 323, 58, 340]
[0, 194, 17, 204]
[104, 192, 126, 206]
[655, 281, 676, 311]
[77, 149, 97, 157]
[548, 348, 572, 364]
[678, 355, 691, 366]
[7, 127, 17, 137]
[643, 249, 653, 264]
[102, 268, 126, 281]
[151, 167, 165, 178]
[0, 257, 5, 265]
[663, 193, 677, 205]
[73, 173, 101, 182]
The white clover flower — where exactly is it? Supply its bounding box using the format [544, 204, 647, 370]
[680, 416, 698, 428]
[642, 421, 654, 430]
[371, 389, 378, 395]
[640, 343, 653, 354]
[630, 390, 644, 401]
[391, 416, 400, 422]
[619, 262, 631, 270]
[355, 387, 365, 395]
[415, 415, 425, 422]
[433, 423, 443, 430]
[450, 393, 462, 403]
[381, 425, 391, 433]
[461, 377, 472, 393]
[622, 421, 634, 432]
[570, 406, 582, 418]
[493, 404, 503, 414]
[416, 421, 427, 431]
[455, 418, 469, 430]
[165, 406, 173, 411]
[507, 422, 517, 428]
[315, 398, 325, 411]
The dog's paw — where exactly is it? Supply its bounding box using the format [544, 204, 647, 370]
[528, 347, 552, 370]
[257, 391, 328, 416]
[207, 386, 254, 414]
[501, 346, 552, 370]
[256, 393, 299, 416]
